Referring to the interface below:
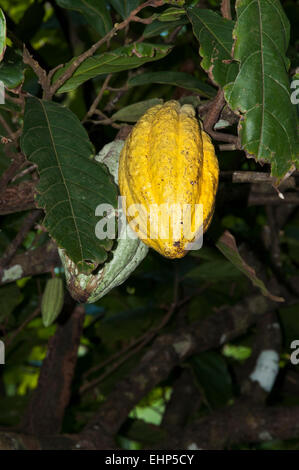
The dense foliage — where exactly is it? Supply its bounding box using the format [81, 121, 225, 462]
[0, 0, 298, 450]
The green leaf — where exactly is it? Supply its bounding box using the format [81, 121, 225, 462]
[0, 48, 25, 89]
[224, 0, 298, 179]
[185, 259, 242, 281]
[0, 8, 6, 62]
[108, 0, 139, 20]
[216, 230, 284, 302]
[111, 98, 163, 122]
[53, 43, 173, 94]
[55, 0, 112, 36]
[128, 71, 216, 98]
[21, 97, 118, 273]
[143, 18, 188, 39]
[191, 351, 233, 408]
[186, 7, 238, 87]
[157, 7, 186, 22]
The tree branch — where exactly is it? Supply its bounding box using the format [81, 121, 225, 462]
[0, 241, 60, 286]
[21, 301, 85, 436]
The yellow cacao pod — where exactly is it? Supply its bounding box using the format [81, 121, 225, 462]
[118, 100, 219, 259]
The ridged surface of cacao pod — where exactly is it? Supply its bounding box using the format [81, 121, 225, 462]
[118, 100, 219, 258]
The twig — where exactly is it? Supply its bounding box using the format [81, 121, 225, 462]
[11, 164, 38, 183]
[220, 171, 293, 184]
[165, 25, 183, 44]
[0, 153, 26, 194]
[0, 209, 43, 271]
[0, 114, 15, 140]
[87, 118, 123, 129]
[83, 74, 112, 122]
[203, 88, 239, 145]
[5, 307, 41, 348]
[23, 46, 50, 100]
[221, 0, 232, 20]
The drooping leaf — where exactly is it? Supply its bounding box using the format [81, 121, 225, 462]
[0, 48, 25, 89]
[21, 97, 118, 273]
[53, 43, 173, 93]
[186, 7, 238, 87]
[224, 0, 298, 179]
[128, 71, 216, 98]
[108, 0, 139, 20]
[0, 9, 6, 62]
[216, 230, 284, 302]
[111, 98, 163, 122]
[143, 18, 188, 39]
[55, 0, 112, 36]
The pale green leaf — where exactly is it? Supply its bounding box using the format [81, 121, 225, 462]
[0, 9, 6, 62]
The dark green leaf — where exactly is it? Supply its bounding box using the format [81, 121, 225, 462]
[216, 230, 284, 302]
[55, 0, 112, 36]
[186, 7, 238, 87]
[0, 48, 25, 89]
[0, 284, 23, 323]
[108, 0, 139, 20]
[185, 259, 241, 281]
[0, 8, 6, 62]
[15, 1, 45, 42]
[111, 98, 163, 122]
[21, 97, 118, 272]
[224, 0, 299, 179]
[53, 43, 173, 93]
[128, 71, 216, 97]
[191, 351, 233, 407]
